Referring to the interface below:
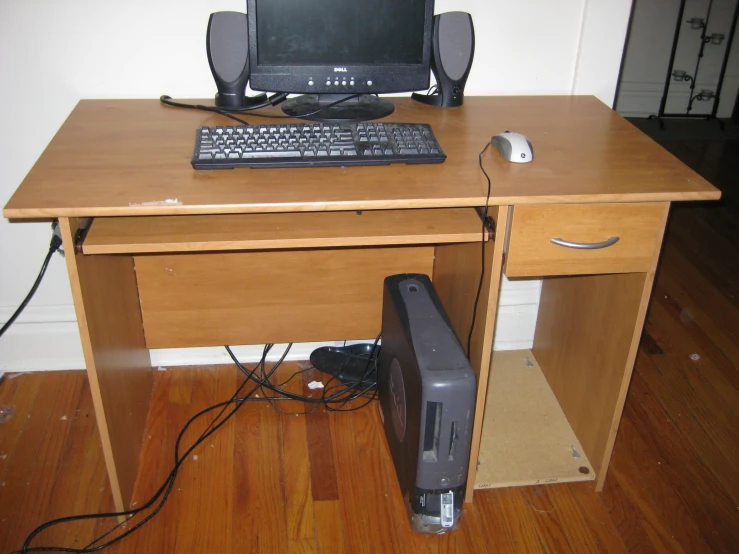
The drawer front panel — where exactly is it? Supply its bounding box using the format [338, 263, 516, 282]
[505, 203, 667, 277]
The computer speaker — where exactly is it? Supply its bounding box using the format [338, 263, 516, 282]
[206, 11, 266, 108]
[412, 12, 475, 108]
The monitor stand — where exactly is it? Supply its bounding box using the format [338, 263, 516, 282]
[281, 94, 395, 122]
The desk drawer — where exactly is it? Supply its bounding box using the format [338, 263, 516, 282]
[505, 203, 667, 277]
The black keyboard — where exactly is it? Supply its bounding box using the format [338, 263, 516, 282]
[191, 122, 446, 169]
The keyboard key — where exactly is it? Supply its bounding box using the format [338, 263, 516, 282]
[241, 150, 301, 159]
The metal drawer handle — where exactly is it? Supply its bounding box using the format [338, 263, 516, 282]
[550, 236, 620, 249]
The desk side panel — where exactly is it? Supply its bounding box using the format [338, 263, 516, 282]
[135, 247, 435, 348]
[532, 273, 645, 485]
[433, 206, 510, 503]
[58, 218, 154, 513]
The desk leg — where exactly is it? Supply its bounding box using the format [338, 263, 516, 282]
[432, 206, 510, 503]
[58, 218, 154, 514]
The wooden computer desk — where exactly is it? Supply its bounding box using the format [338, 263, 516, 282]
[3, 96, 720, 514]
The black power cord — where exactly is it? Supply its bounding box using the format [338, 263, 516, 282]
[0, 222, 63, 340]
[12, 338, 379, 553]
[13, 343, 289, 554]
[225, 334, 380, 416]
[158, 95, 252, 125]
[159, 92, 291, 125]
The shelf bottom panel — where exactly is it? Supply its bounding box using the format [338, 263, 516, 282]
[475, 349, 595, 489]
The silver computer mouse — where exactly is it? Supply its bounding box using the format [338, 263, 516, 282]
[491, 131, 533, 163]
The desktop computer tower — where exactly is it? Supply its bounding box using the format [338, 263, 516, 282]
[378, 274, 476, 534]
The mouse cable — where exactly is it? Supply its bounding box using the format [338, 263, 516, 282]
[13, 344, 287, 554]
[467, 142, 493, 357]
[0, 222, 63, 340]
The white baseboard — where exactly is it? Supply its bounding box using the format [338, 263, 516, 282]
[0, 278, 543, 372]
[149, 343, 335, 368]
[0, 319, 85, 372]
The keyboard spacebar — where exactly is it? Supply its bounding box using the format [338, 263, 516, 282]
[240, 150, 302, 158]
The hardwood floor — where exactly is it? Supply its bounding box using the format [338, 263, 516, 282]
[1, 140, 738, 553]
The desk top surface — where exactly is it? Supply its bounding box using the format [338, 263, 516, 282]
[3, 96, 719, 218]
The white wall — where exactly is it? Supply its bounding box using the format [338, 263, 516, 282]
[0, 0, 632, 371]
[616, 0, 739, 117]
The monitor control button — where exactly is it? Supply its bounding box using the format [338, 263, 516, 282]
[326, 80, 331, 86]
[341, 80, 347, 86]
[350, 80, 355, 86]
[334, 80, 339, 86]
[308, 79, 314, 86]
[367, 80, 373, 86]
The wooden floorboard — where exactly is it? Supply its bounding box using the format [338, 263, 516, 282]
[1, 139, 738, 553]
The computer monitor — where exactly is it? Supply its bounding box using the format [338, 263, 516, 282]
[246, 0, 435, 122]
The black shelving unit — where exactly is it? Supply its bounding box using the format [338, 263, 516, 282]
[650, 0, 739, 127]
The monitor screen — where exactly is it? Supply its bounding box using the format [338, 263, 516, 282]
[246, 0, 434, 99]
[255, 0, 426, 67]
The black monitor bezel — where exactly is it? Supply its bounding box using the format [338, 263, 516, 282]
[246, 0, 434, 95]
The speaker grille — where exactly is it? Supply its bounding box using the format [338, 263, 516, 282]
[208, 12, 248, 83]
[437, 12, 473, 82]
